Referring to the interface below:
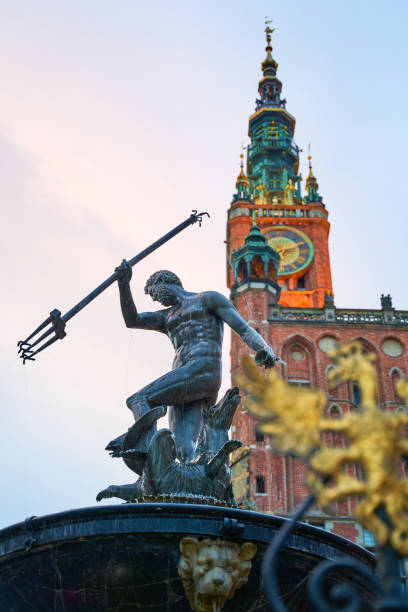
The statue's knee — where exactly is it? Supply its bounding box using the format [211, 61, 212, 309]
[126, 393, 138, 410]
[126, 393, 151, 420]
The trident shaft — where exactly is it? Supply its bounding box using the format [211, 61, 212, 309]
[17, 210, 209, 364]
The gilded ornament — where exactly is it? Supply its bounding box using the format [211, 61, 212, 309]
[178, 537, 257, 612]
[283, 178, 295, 205]
[238, 365, 325, 456]
[239, 342, 408, 555]
[397, 378, 408, 405]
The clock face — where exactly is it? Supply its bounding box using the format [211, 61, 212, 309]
[263, 227, 314, 277]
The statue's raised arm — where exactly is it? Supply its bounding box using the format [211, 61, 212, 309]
[202, 291, 278, 367]
[116, 260, 167, 332]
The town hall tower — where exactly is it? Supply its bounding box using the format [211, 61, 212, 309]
[227, 27, 408, 547]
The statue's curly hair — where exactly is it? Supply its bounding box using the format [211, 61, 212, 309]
[144, 270, 183, 294]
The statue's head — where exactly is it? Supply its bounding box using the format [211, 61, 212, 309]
[144, 270, 183, 306]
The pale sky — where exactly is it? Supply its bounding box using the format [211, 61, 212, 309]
[1, 0, 407, 527]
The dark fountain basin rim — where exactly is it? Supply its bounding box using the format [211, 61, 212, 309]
[0, 503, 375, 567]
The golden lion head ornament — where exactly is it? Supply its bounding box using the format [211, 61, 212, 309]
[178, 537, 257, 612]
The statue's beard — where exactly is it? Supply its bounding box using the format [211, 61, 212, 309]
[150, 285, 176, 306]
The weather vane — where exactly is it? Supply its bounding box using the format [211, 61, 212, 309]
[264, 16, 275, 36]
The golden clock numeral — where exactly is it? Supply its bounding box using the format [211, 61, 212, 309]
[298, 256, 306, 264]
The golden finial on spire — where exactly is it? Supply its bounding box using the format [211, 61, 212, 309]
[307, 142, 313, 171]
[236, 147, 249, 190]
[307, 142, 315, 177]
[240, 143, 244, 170]
[305, 143, 319, 195]
[264, 17, 275, 57]
[307, 155, 315, 178]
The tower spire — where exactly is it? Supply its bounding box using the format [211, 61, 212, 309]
[305, 153, 323, 204]
[245, 22, 299, 206]
[232, 150, 250, 202]
[255, 20, 285, 110]
[264, 17, 275, 60]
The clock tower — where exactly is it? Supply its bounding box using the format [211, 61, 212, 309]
[227, 25, 332, 310]
[227, 27, 408, 547]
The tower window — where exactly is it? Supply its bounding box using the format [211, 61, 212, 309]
[255, 428, 264, 443]
[237, 259, 247, 282]
[250, 255, 264, 278]
[352, 383, 360, 406]
[297, 276, 305, 290]
[256, 475, 265, 494]
[288, 380, 310, 388]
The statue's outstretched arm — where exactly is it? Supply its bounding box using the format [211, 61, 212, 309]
[116, 260, 167, 332]
[203, 291, 276, 362]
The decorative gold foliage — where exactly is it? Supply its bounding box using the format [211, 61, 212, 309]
[327, 341, 378, 410]
[239, 343, 408, 555]
[397, 378, 408, 406]
[238, 361, 326, 456]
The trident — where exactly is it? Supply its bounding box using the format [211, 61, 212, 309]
[17, 210, 209, 364]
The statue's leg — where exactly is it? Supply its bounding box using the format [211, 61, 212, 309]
[127, 360, 221, 461]
[126, 361, 220, 419]
[169, 401, 207, 463]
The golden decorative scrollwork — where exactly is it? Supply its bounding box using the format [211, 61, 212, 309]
[239, 342, 408, 555]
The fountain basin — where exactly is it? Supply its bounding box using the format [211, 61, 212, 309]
[0, 503, 376, 611]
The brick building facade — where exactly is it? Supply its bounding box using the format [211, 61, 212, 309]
[228, 28, 408, 546]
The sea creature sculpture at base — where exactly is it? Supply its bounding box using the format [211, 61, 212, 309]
[96, 388, 243, 504]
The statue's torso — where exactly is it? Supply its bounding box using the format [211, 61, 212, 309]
[166, 293, 223, 366]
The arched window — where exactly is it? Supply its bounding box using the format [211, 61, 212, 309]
[390, 367, 404, 404]
[352, 383, 360, 406]
[328, 403, 343, 417]
[282, 336, 316, 387]
[325, 404, 343, 448]
[250, 255, 264, 278]
[267, 260, 276, 281]
[236, 258, 247, 282]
